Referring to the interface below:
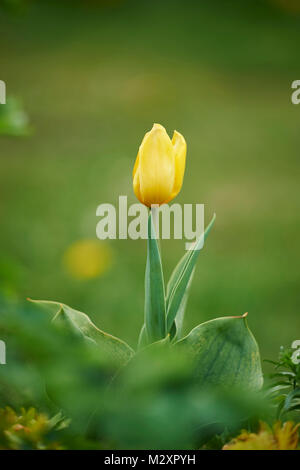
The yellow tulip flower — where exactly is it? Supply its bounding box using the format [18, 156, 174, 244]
[133, 123, 186, 207]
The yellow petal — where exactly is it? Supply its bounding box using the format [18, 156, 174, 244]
[164, 130, 186, 203]
[172, 130, 186, 196]
[132, 130, 151, 179]
[132, 156, 144, 204]
[132, 150, 140, 180]
[139, 123, 175, 207]
[274, 421, 300, 450]
[132, 132, 151, 204]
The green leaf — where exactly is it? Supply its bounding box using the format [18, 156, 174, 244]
[137, 324, 148, 350]
[270, 372, 296, 380]
[176, 313, 263, 390]
[28, 299, 134, 365]
[283, 387, 300, 413]
[166, 213, 216, 332]
[169, 270, 194, 341]
[266, 385, 290, 397]
[144, 212, 166, 343]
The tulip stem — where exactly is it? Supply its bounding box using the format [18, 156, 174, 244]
[150, 206, 159, 240]
[144, 209, 166, 344]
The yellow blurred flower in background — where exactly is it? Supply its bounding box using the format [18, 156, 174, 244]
[63, 239, 112, 280]
[223, 421, 300, 450]
[133, 123, 186, 207]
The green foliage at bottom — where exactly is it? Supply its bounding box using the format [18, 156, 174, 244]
[0, 407, 66, 450]
[0, 296, 269, 449]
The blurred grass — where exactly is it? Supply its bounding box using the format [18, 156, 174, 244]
[0, 0, 300, 362]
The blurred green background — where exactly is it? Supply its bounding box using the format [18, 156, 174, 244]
[1, 0, 300, 363]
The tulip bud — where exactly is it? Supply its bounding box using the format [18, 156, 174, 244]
[133, 123, 186, 207]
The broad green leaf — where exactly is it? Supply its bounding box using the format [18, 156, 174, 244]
[138, 326, 170, 351]
[141, 333, 171, 352]
[169, 270, 194, 341]
[137, 324, 148, 350]
[166, 213, 216, 332]
[176, 313, 263, 390]
[28, 299, 134, 365]
[144, 212, 166, 343]
[166, 250, 190, 300]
